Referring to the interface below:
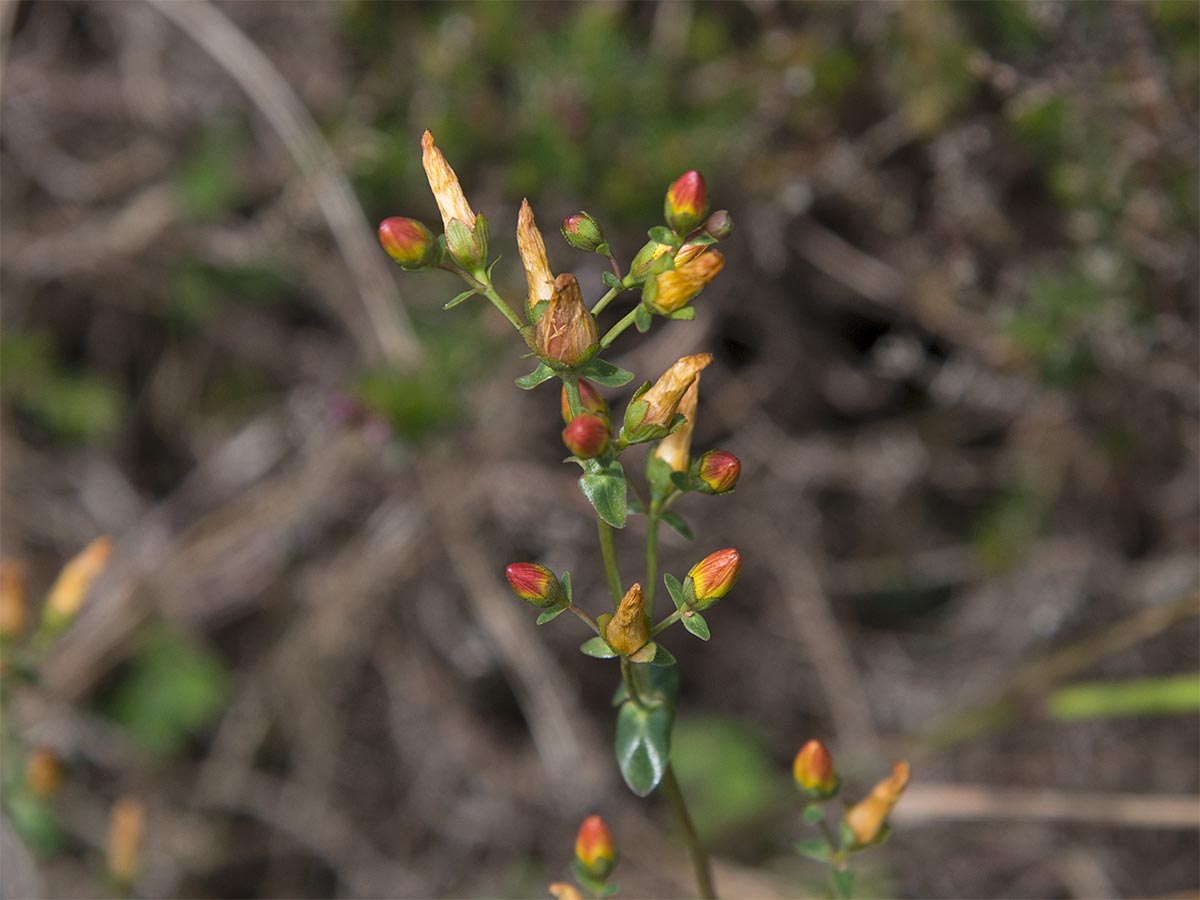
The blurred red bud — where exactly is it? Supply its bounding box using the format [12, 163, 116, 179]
[575, 814, 617, 880]
[561, 381, 608, 424]
[377, 217, 438, 269]
[793, 739, 839, 797]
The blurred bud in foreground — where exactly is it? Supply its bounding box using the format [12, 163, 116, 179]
[845, 761, 910, 846]
[575, 814, 617, 881]
[627, 354, 712, 434]
[793, 739, 839, 798]
[664, 170, 709, 235]
[648, 249, 724, 315]
[561, 381, 608, 424]
[42, 537, 113, 634]
[377, 217, 438, 269]
[653, 376, 699, 473]
[536, 275, 599, 368]
[518, 199, 556, 320]
[422, 130, 488, 271]
[704, 209, 733, 240]
[505, 563, 566, 609]
[548, 883, 583, 900]
[25, 748, 64, 799]
[605, 584, 649, 657]
[688, 548, 741, 609]
[562, 414, 611, 459]
[694, 449, 740, 494]
[0, 561, 27, 641]
[107, 796, 144, 889]
[561, 211, 606, 253]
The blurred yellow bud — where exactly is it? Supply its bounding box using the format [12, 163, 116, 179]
[637, 354, 712, 430]
[106, 796, 144, 888]
[605, 583, 649, 657]
[574, 814, 617, 881]
[653, 375, 699, 472]
[0, 561, 28, 640]
[26, 748, 65, 798]
[647, 249, 725, 315]
[548, 883, 583, 900]
[43, 537, 113, 632]
[845, 761, 910, 846]
[792, 739, 838, 797]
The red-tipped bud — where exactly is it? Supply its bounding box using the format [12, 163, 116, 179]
[575, 815, 617, 881]
[562, 414, 610, 459]
[561, 211, 606, 253]
[664, 170, 709, 235]
[695, 449, 740, 494]
[845, 761, 910, 846]
[704, 209, 733, 240]
[561, 381, 608, 424]
[377, 217, 438, 269]
[504, 562, 566, 608]
[793, 740, 839, 798]
[687, 548, 741, 609]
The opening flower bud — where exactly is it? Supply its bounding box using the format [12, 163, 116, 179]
[664, 170, 709, 235]
[561, 381, 608, 424]
[421, 130, 487, 270]
[575, 814, 617, 881]
[704, 209, 733, 240]
[536, 274, 599, 368]
[518, 199, 555, 319]
[695, 449, 740, 494]
[561, 211, 606, 253]
[562, 413, 610, 459]
[687, 548, 741, 609]
[793, 740, 839, 798]
[42, 536, 113, 634]
[504, 562, 566, 608]
[845, 761, 910, 846]
[377, 217, 438, 269]
[647, 249, 724, 315]
[605, 583, 649, 657]
[653, 376, 699, 473]
[628, 354, 712, 434]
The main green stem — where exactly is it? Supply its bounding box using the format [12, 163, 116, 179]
[596, 518, 623, 608]
[600, 307, 640, 348]
[663, 767, 717, 900]
[645, 508, 660, 618]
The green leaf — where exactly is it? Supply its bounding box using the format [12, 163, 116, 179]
[831, 866, 855, 899]
[649, 643, 676, 666]
[668, 306, 696, 321]
[635, 304, 652, 333]
[660, 511, 693, 540]
[443, 288, 477, 310]
[580, 636, 618, 659]
[803, 803, 826, 825]
[615, 700, 673, 796]
[602, 271, 623, 288]
[1046, 674, 1200, 720]
[515, 361, 556, 390]
[647, 225, 679, 246]
[561, 571, 573, 602]
[579, 464, 627, 528]
[682, 611, 710, 641]
[669, 470, 691, 492]
[794, 838, 831, 862]
[579, 357, 635, 387]
[664, 573, 685, 610]
[5, 788, 62, 856]
[536, 606, 567, 625]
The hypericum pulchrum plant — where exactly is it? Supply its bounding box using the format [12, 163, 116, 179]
[379, 130, 908, 900]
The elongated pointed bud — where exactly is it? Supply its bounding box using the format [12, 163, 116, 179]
[695, 449, 740, 494]
[687, 547, 741, 609]
[0, 561, 27, 641]
[653, 375, 699, 472]
[562, 413, 610, 459]
[536, 274, 598, 368]
[575, 815, 617, 881]
[630, 239, 672, 280]
[605, 583, 649, 657]
[664, 170, 709, 234]
[42, 537, 113, 634]
[845, 761, 910, 846]
[422, 130, 487, 270]
[378, 217, 438, 269]
[518, 199, 556, 319]
[704, 209, 733, 240]
[561, 211, 606, 253]
[505, 563, 566, 608]
[628, 353, 712, 433]
[648, 249, 724, 315]
[561, 381, 607, 424]
[793, 740, 839, 798]
[106, 796, 144, 889]
[26, 748, 64, 799]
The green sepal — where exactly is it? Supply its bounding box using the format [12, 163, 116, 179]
[667, 306, 696, 321]
[597, 883, 619, 898]
[647, 225, 680, 247]
[443, 288, 478, 310]
[615, 698, 673, 796]
[669, 470, 691, 492]
[681, 610, 710, 641]
[664, 573, 686, 610]
[445, 214, 488, 271]
[648, 643, 676, 666]
[571, 860, 618, 897]
[536, 606, 568, 625]
[794, 839, 831, 862]
[602, 271, 623, 289]
[660, 511, 693, 541]
[529, 299, 548, 325]
[681, 576, 697, 607]
[579, 460, 627, 528]
[634, 303, 653, 333]
[803, 803, 826, 825]
[831, 866, 855, 899]
[561, 571, 573, 602]
[579, 357, 635, 387]
[627, 494, 646, 516]
[580, 636, 618, 659]
[515, 361, 556, 390]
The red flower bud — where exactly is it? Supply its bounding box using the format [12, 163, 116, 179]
[377, 217, 438, 269]
[504, 562, 565, 608]
[687, 548, 741, 609]
[695, 449, 740, 494]
[561, 211, 606, 253]
[575, 815, 617, 881]
[793, 739, 839, 797]
[562, 413, 610, 459]
[704, 209, 733, 240]
[664, 170, 709, 235]
[561, 381, 608, 424]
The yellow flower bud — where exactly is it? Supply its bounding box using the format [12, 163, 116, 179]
[0, 561, 28, 641]
[518, 198, 555, 319]
[647, 249, 725, 315]
[653, 375, 699, 472]
[43, 537, 113, 632]
[637, 354, 712, 430]
[605, 583, 649, 657]
[106, 796, 144, 888]
[421, 129, 476, 233]
[845, 761, 910, 846]
[548, 883, 584, 900]
[792, 739, 838, 797]
[26, 748, 64, 798]
[535, 274, 599, 368]
[688, 548, 741, 609]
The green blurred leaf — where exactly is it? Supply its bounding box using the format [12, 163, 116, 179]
[580, 636, 618, 659]
[660, 511, 693, 541]
[579, 463, 627, 528]
[615, 699, 672, 796]
[4, 789, 62, 857]
[795, 838, 830, 862]
[1047, 675, 1200, 720]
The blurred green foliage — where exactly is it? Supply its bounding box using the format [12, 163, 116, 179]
[175, 121, 245, 222]
[971, 488, 1046, 572]
[1047, 674, 1200, 720]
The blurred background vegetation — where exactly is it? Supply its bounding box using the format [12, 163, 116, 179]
[1, 2, 1197, 898]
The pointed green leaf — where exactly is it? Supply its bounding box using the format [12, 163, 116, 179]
[660, 511, 693, 540]
[682, 611, 710, 641]
[669, 471, 691, 492]
[515, 361, 556, 390]
[580, 357, 635, 387]
[536, 606, 567, 625]
[831, 866, 855, 899]
[635, 304, 652, 333]
[803, 803, 826, 825]
[602, 271, 622, 288]
[794, 839, 830, 862]
[664, 573, 685, 610]
[615, 700, 672, 796]
[649, 643, 676, 666]
[561, 571, 573, 602]
[443, 289, 477, 310]
[667, 306, 696, 321]
[647, 225, 679, 246]
[580, 636, 618, 659]
[579, 464, 627, 528]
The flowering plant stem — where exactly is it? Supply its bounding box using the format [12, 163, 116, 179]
[600, 307, 641, 349]
[590, 281, 627, 316]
